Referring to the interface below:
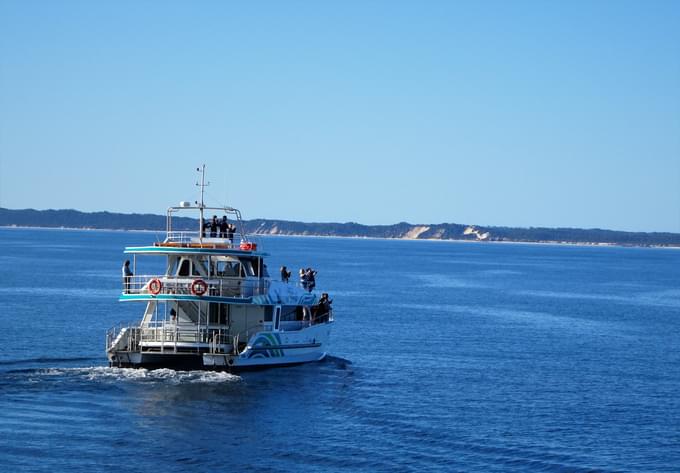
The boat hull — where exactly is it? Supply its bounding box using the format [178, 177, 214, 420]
[108, 322, 332, 371]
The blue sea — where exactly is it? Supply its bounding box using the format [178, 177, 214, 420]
[1, 227, 679, 472]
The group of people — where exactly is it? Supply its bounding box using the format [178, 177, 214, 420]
[203, 215, 236, 242]
[279, 266, 316, 291]
[300, 267, 317, 292]
[279, 265, 317, 292]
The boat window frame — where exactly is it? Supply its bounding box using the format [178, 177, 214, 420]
[215, 259, 243, 278]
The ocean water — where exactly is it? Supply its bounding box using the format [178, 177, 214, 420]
[0, 227, 679, 472]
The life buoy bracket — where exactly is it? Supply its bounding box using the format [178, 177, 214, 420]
[191, 279, 208, 296]
[149, 278, 163, 295]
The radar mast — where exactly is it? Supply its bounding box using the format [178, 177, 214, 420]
[196, 164, 209, 241]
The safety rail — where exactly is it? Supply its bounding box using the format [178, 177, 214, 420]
[164, 231, 238, 245]
[208, 320, 266, 355]
[107, 309, 334, 355]
[106, 324, 141, 352]
[107, 321, 236, 354]
[166, 202, 248, 246]
[206, 310, 335, 355]
[122, 275, 270, 299]
[311, 308, 334, 325]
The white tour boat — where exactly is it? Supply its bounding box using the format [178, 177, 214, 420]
[106, 166, 334, 370]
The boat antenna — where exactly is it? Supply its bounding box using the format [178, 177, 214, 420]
[196, 164, 209, 241]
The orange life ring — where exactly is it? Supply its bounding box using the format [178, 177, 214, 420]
[191, 279, 208, 296]
[239, 242, 257, 251]
[149, 278, 163, 295]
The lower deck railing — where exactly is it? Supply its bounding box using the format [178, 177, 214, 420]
[107, 310, 333, 356]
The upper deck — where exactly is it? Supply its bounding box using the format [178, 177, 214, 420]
[125, 233, 268, 257]
[123, 201, 265, 256]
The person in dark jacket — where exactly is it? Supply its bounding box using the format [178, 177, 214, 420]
[219, 216, 228, 238]
[314, 293, 332, 323]
[122, 260, 133, 293]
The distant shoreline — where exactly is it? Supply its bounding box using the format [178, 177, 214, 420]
[2, 224, 678, 249]
[3, 207, 679, 248]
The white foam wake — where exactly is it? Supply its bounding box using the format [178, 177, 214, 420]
[41, 366, 241, 384]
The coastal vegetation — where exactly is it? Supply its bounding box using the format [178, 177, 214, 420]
[1, 207, 678, 247]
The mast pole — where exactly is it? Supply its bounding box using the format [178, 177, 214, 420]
[197, 164, 206, 242]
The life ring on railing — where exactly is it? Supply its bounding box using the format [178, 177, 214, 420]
[191, 279, 208, 297]
[148, 278, 163, 295]
[239, 242, 257, 251]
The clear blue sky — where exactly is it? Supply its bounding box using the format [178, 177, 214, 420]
[1, 1, 678, 232]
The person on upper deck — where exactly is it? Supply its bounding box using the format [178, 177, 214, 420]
[210, 215, 218, 237]
[219, 216, 228, 238]
[122, 260, 133, 294]
[280, 266, 291, 283]
[227, 223, 235, 243]
[305, 267, 317, 292]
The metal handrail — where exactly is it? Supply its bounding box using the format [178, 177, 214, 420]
[165, 231, 240, 245]
[108, 307, 334, 355]
[166, 204, 249, 246]
[310, 308, 334, 324]
[121, 275, 270, 298]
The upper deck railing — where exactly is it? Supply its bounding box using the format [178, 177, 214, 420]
[166, 204, 251, 246]
[163, 231, 238, 247]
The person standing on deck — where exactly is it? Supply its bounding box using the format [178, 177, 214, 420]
[210, 215, 218, 237]
[219, 216, 228, 238]
[306, 268, 317, 292]
[315, 293, 332, 323]
[122, 260, 133, 293]
[227, 223, 235, 243]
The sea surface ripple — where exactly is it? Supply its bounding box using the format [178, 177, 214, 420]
[1, 228, 679, 472]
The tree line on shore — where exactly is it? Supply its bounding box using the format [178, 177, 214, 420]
[1, 207, 679, 247]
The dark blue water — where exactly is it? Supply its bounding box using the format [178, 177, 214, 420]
[1, 227, 679, 472]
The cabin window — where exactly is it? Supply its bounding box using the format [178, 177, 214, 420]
[281, 306, 299, 322]
[216, 261, 242, 278]
[192, 259, 206, 276]
[167, 257, 178, 276]
[178, 259, 191, 276]
[250, 259, 268, 278]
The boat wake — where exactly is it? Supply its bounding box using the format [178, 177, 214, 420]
[43, 366, 242, 384]
[1, 365, 241, 385]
